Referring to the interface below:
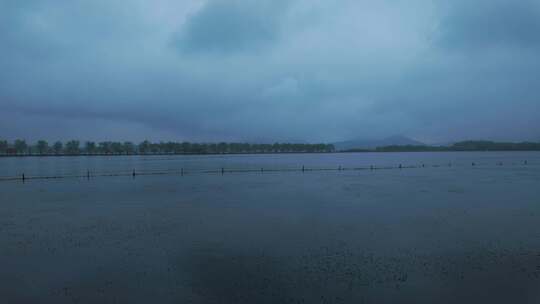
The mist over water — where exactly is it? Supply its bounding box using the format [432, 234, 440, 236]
[1, 152, 540, 303]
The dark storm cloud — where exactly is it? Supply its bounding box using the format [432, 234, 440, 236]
[400, 0, 540, 141]
[174, 0, 289, 54]
[0, 0, 539, 143]
[436, 0, 540, 50]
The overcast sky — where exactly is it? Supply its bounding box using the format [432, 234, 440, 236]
[1, 0, 539, 143]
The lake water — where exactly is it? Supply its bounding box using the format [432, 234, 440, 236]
[1, 152, 540, 303]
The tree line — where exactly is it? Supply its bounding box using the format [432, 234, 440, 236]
[0, 139, 335, 156]
[372, 140, 540, 152]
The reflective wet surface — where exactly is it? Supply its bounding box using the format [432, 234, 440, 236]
[1, 152, 540, 303]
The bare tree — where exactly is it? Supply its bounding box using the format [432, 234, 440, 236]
[37, 140, 49, 155]
[53, 141, 63, 155]
[0, 140, 7, 154]
[14, 139, 28, 155]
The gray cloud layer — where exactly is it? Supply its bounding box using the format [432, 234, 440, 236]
[1, 0, 539, 143]
[174, 0, 290, 54]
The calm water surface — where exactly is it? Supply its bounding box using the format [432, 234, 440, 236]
[1, 152, 539, 303]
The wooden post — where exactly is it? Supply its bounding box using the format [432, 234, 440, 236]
[221, 168, 224, 175]
[472, 162, 475, 166]
[132, 170, 136, 178]
[302, 165, 305, 172]
[370, 165, 373, 170]
[338, 165, 341, 171]
[399, 164, 402, 169]
[261, 168, 263, 173]
[22, 173, 25, 182]
[524, 160, 528, 165]
[87, 170, 90, 179]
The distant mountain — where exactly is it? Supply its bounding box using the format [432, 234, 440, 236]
[428, 141, 455, 147]
[333, 135, 425, 151]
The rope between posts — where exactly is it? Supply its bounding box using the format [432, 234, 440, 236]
[0, 161, 532, 182]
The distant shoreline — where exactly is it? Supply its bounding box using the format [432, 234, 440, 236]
[0, 151, 336, 158]
[1, 150, 539, 158]
[1, 140, 539, 157]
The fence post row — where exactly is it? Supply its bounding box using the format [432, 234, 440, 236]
[10, 161, 533, 182]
